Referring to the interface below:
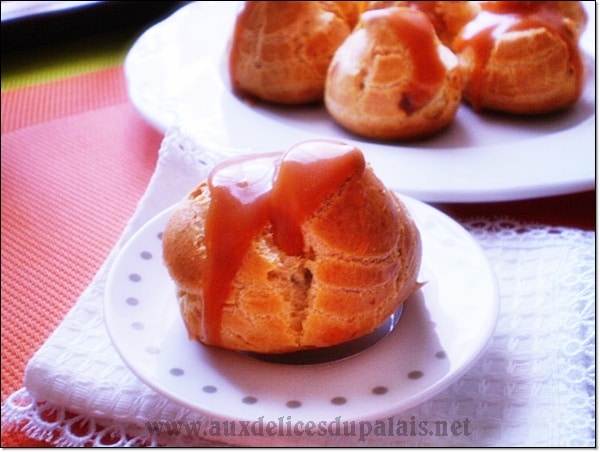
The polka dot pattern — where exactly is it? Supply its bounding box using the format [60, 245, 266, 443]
[119, 236, 451, 409]
[126, 297, 138, 306]
[242, 396, 257, 405]
[105, 197, 496, 425]
[372, 386, 388, 395]
[331, 397, 347, 406]
[408, 370, 424, 379]
[121, 233, 447, 408]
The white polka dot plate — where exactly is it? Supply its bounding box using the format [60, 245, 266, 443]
[104, 194, 499, 428]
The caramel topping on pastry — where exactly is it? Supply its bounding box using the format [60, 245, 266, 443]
[453, 1, 587, 114]
[325, 6, 464, 140]
[203, 141, 364, 342]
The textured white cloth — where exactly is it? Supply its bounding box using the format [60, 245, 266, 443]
[1, 128, 595, 446]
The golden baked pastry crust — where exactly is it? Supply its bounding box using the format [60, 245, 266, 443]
[228, 1, 363, 105]
[162, 142, 422, 354]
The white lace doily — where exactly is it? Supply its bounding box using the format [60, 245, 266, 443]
[2, 129, 595, 447]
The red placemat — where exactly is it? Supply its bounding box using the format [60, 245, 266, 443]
[1, 66, 162, 446]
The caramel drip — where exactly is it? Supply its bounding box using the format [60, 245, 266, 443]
[203, 141, 366, 343]
[366, 7, 447, 112]
[453, 2, 584, 112]
[407, 1, 444, 35]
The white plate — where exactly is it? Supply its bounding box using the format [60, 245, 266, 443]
[104, 195, 499, 445]
[124, 1, 596, 203]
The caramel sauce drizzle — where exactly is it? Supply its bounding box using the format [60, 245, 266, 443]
[203, 141, 366, 343]
[363, 7, 447, 113]
[453, 1, 584, 112]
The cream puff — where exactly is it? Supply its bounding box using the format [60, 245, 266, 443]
[325, 6, 464, 140]
[162, 140, 422, 354]
[452, 1, 588, 114]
